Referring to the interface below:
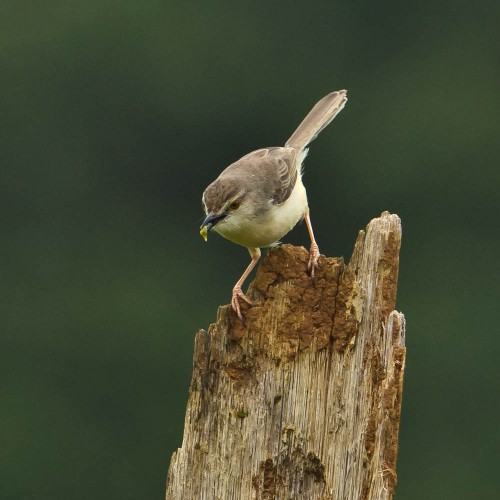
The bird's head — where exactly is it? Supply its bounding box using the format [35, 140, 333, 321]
[200, 178, 251, 241]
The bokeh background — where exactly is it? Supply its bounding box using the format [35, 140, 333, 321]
[2, 1, 499, 499]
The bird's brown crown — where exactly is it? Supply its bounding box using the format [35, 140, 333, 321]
[203, 178, 243, 215]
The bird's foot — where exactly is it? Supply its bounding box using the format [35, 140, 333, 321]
[308, 242, 320, 277]
[231, 285, 253, 324]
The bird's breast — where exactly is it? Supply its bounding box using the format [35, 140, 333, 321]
[214, 178, 308, 248]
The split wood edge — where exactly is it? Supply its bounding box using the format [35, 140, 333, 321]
[167, 211, 405, 500]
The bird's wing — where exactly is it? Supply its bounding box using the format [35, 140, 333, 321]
[217, 147, 298, 206]
[230, 147, 298, 205]
[265, 147, 298, 205]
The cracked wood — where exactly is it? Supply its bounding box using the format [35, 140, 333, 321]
[167, 211, 406, 500]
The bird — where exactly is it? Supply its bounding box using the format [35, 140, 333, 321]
[200, 90, 348, 324]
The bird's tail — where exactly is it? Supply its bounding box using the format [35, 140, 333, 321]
[285, 90, 347, 150]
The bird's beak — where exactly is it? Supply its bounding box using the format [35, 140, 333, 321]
[200, 212, 227, 241]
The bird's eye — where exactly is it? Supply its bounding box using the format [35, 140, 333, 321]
[229, 200, 240, 210]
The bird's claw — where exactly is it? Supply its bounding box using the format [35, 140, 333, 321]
[308, 242, 320, 277]
[231, 286, 253, 324]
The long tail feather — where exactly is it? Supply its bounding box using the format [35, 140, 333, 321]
[285, 90, 347, 150]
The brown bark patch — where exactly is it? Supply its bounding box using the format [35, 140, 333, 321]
[305, 452, 326, 483]
[226, 244, 343, 360]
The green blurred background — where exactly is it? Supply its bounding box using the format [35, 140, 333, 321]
[2, 1, 499, 498]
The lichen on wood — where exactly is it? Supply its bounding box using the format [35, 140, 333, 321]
[167, 211, 406, 500]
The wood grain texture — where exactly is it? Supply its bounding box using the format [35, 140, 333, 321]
[167, 212, 406, 500]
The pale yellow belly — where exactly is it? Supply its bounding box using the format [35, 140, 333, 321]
[215, 180, 308, 248]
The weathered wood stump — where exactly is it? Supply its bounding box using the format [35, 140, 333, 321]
[167, 211, 406, 499]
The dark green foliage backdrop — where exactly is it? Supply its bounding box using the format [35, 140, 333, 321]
[2, 1, 498, 498]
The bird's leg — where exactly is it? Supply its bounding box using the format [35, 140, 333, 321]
[304, 208, 320, 276]
[231, 247, 261, 324]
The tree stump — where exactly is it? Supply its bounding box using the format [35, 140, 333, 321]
[166, 211, 406, 499]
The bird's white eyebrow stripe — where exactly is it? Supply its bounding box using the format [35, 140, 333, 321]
[220, 191, 245, 213]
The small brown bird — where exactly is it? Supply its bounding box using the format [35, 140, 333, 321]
[200, 90, 348, 323]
